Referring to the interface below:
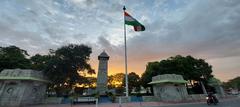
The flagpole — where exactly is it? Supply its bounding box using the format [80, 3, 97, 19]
[123, 6, 129, 97]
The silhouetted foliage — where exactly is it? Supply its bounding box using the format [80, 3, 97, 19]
[44, 44, 95, 92]
[108, 73, 125, 88]
[123, 72, 141, 94]
[30, 54, 51, 71]
[223, 77, 240, 90]
[0, 45, 95, 95]
[0, 46, 31, 71]
[141, 55, 213, 88]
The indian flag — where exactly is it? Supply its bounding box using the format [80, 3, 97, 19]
[124, 11, 145, 31]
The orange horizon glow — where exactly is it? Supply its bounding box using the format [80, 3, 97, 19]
[89, 54, 240, 82]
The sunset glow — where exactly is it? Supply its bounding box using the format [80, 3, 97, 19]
[1, 0, 239, 82]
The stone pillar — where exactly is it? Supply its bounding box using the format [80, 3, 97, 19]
[214, 85, 225, 97]
[96, 51, 109, 95]
[200, 81, 207, 95]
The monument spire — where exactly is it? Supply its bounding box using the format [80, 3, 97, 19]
[96, 51, 109, 95]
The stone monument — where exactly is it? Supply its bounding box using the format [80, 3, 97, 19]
[148, 74, 188, 101]
[208, 77, 225, 97]
[96, 51, 109, 94]
[0, 69, 48, 106]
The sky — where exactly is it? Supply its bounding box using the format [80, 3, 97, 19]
[0, 0, 240, 82]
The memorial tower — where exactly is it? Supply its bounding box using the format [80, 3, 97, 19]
[96, 51, 109, 94]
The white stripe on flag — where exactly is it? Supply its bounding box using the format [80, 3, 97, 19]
[125, 16, 135, 22]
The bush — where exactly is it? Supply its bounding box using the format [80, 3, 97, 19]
[115, 87, 124, 95]
[106, 92, 116, 103]
[93, 92, 100, 99]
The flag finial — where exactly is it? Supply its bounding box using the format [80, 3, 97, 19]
[123, 6, 126, 10]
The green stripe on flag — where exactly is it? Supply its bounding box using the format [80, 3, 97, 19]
[125, 20, 142, 26]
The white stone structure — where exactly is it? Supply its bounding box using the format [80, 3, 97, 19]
[208, 77, 225, 97]
[0, 69, 48, 106]
[149, 74, 188, 101]
[96, 51, 109, 94]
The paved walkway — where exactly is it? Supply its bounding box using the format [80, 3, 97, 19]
[28, 101, 208, 107]
[28, 102, 162, 107]
[28, 97, 239, 107]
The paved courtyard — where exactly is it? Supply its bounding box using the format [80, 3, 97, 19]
[27, 97, 240, 107]
[160, 97, 240, 107]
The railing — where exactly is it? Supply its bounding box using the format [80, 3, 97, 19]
[73, 97, 97, 104]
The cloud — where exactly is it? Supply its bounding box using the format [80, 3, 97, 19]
[95, 0, 240, 80]
[124, 0, 240, 60]
[0, 0, 239, 81]
[0, 0, 123, 54]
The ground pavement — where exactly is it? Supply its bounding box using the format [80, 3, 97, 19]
[28, 97, 240, 107]
[160, 97, 240, 107]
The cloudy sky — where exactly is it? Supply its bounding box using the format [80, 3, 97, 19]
[0, 0, 240, 81]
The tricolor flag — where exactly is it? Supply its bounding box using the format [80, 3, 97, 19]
[124, 11, 145, 31]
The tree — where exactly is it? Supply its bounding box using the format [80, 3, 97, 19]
[108, 73, 125, 95]
[0, 46, 31, 71]
[223, 77, 240, 90]
[30, 54, 51, 71]
[85, 77, 97, 88]
[140, 61, 160, 88]
[108, 75, 115, 89]
[108, 73, 125, 88]
[141, 55, 213, 88]
[123, 72, 140, 94]
[43, 44, 95, 95]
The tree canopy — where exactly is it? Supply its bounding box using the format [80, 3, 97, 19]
[30, 54, 51, 71]
[123, 72, 141, 93]
[0, 46, 31, 71]
[223, 77, 240, 89]
[108, 73, 125, 88]
[0, 45, 95, 95]
[141, 55, 213, 88]
[43, 44, 95, 87]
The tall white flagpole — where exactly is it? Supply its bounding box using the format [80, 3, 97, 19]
[123, 6, 129, 97]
